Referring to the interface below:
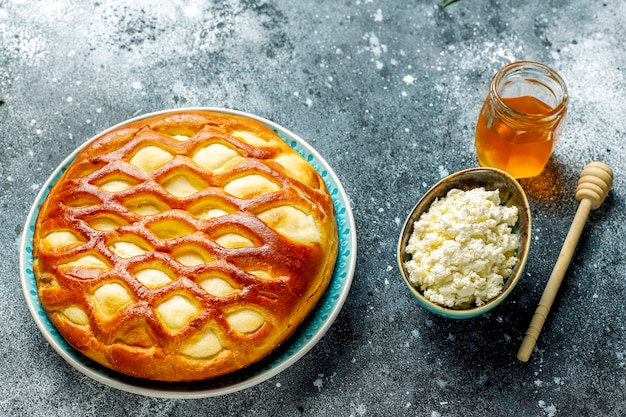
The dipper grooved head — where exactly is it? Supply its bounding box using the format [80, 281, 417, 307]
[575, 161, 613, 210]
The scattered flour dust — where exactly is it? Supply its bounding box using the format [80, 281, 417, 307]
[373, 9, 383, 22]
[538, 400, 557, 417]
[364, 32, 387, 57]
[350, 401, 367, 417]
[313, 376, 324, 391]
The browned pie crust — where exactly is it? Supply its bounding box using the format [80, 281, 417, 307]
[33, 110, 338, 382]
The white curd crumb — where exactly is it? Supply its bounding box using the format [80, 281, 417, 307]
[404, 187, 519, 308]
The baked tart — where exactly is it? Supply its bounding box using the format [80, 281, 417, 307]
[32, 110, 338, 382]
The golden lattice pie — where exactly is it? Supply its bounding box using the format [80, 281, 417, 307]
[33, 110, 338, 382]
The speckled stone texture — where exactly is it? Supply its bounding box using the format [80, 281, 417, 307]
[1, 0, 625, 416]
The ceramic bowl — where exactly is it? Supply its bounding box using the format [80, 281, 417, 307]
[20, 107, 357, 398]
[397, 167, 532, 319]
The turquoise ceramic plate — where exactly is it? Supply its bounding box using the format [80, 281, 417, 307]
[19, 108, 356, 398]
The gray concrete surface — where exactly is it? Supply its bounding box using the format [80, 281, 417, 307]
[1, 0, 625, 415]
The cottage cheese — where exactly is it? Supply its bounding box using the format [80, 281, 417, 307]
[404, 187, 519, 309]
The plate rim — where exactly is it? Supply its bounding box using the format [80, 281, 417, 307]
[19, 107, 357, 399]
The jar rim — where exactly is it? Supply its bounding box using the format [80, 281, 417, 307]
[489, 61, 568, 122]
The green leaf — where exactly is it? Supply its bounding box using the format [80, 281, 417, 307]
[442, 0, 460, 7]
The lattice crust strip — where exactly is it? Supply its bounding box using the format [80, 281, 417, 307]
[33, 111, 338, 382]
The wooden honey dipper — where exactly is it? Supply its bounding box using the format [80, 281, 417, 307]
[517, 161, 613, 362]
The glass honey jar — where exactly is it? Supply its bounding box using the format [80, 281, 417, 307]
[475, 61, 568, 178]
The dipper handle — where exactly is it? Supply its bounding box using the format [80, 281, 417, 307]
[517, 162, 612, 362]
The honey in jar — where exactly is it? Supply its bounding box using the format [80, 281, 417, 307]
[475, 61, 568, 178]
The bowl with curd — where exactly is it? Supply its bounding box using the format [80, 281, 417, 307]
[397, 167, 532, 319]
